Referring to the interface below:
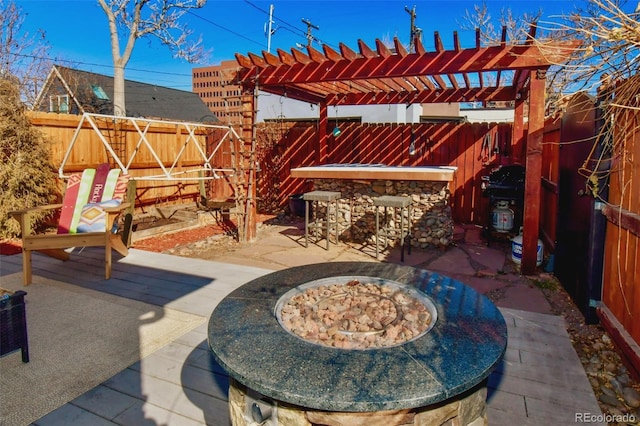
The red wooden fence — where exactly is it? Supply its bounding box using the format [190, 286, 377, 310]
[601, 105, 640, 357]
[254, 121, 519, 226]
[541, 116, 561, 252]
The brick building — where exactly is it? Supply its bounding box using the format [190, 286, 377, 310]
[192, 60, 243, 125]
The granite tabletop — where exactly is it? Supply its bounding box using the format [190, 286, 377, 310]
[208, 262, 507, 412]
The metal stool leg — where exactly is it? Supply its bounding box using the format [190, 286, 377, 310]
[325, 200, 330, 250]
[400, 205, 405, 262]
[375, 206, 380, 259]
[304, 199, 310, 248]
[385, 206, 389, 253]
[333, 199, 339, 247]
[407, 204, 412, 256]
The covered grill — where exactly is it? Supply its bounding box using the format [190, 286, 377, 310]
[482, 164, 526, 240]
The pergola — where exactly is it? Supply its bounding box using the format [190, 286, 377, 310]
[234, 26, 579, 274]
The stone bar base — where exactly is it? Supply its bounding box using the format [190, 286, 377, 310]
[311, 178, 454, 249]
[229, 379, 487, 426]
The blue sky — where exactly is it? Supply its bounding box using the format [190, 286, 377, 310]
[15, 0, 589, 91]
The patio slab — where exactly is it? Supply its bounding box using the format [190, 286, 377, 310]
[0, 230, 604, 425]
[423, 246, 478, 276]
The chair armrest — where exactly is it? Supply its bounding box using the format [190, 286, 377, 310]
[10, 204, 64, 216]
[10, 204, 63, 238]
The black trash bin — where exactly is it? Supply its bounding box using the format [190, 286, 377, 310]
[0, 289, 29, 363]
[289, 194, 310, 217]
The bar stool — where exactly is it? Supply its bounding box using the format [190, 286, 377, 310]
[303, 190, 342, 250]
[373, 195, 412, 261]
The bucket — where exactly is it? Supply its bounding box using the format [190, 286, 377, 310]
[511, 234, 543, 266]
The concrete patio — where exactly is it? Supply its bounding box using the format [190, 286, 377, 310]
[0, 223, 605, 425]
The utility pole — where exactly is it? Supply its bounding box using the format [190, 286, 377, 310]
[301, 18, 319, 46]
[405, 5, 420, 53]
[265, 4, 275, 53]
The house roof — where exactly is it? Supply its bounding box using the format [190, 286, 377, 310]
[35, 65, 218, 123]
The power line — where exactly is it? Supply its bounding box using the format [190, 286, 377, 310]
[242, 0, 336, 50]
[301, 18, 319, 46]
[9, 52, 193, 79]
[10, 6, 278, 90]
[11, 1, 335, 90]
[243, 0, 306, 39]
[185, 10, 266, 50]
[20, 8, 275, 75]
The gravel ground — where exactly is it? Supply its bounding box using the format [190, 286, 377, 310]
[539, 280, 640, 424]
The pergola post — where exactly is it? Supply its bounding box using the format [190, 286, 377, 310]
[240, 84, 257, 242]
[521, 69, 546, 274]
[512, 95, 526, 164]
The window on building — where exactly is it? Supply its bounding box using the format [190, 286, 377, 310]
[91, 85, 110, 100]
[49, 94, 69, 113]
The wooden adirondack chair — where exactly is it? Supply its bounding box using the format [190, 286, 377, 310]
[10, 164, 132, 285]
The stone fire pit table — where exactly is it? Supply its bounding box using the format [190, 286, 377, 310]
[208, 262, 507, 426]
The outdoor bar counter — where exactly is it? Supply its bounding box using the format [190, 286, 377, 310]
[291, 165, 457, 182]
[291, 164, 457, 248]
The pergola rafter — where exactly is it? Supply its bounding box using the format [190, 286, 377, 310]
[234, 25, 580, 274]
[235, 27, 577, 107]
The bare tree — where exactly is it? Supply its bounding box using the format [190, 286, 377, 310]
[97, 0, 210, 116]
[462, 0, 639, 192]
[532, 0, 639, 195]
[459, 1, 544, 91]
[0, 0, 52, 108]
[538, 0, 639, 96]
[459, 1, 543, 46]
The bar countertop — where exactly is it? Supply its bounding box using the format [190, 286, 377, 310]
[290, 164, 457, 182]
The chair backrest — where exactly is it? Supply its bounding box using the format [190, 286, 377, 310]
[57, 164, 130, 234]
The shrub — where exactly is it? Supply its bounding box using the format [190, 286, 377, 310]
[0, 75, 57, 238]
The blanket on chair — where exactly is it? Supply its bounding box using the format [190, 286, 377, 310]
[57, 164, 129, 234]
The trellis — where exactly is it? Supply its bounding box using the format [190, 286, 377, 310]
[59, 112, 239, 181]
[58, 112, 257, 240]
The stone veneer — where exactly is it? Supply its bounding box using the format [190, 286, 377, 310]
[229, 378, 488, 426]
[310, 178, 454, 249]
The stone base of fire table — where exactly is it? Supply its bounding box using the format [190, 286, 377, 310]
[229, 378, 487, 426]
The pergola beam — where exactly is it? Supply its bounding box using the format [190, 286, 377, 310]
[324, 86, 517, 106]
[236, 41, 577, 87]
